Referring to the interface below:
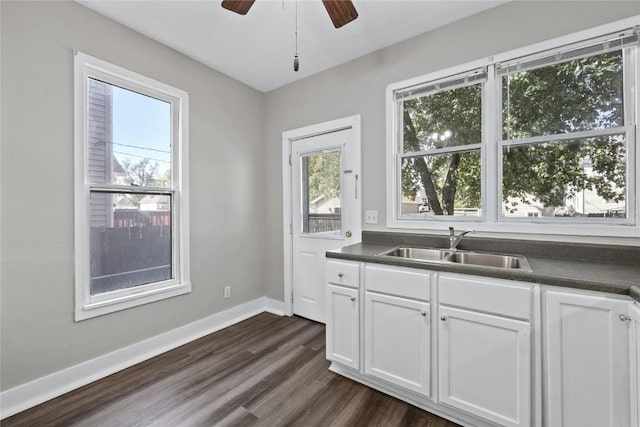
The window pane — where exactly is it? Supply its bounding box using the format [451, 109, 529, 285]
[502, 135, 626, 219]
[401, 150, 481, 217]
[403, 83, 482, 151]
[90, 192, 172, 295]
[301, 150, 341, 234]
[502, 51, 624, 140]
[87, 78, 172, 188]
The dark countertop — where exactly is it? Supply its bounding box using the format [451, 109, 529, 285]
[326, 232, 640, 301]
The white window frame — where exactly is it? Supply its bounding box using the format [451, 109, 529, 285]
[74, 51, 190, 321]
[395, 70, 487, 222]
[386, 16, 640, 237]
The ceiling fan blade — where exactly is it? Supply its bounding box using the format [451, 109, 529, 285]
[322, 0, 358, 28]
[221, 0, 255, 16]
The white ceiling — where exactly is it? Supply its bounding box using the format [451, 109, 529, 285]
[78, 0, 506, 92]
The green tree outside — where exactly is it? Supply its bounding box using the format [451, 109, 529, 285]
[402, 50, 626, 217]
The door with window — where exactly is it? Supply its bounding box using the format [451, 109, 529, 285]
[290, 127, 361, 323]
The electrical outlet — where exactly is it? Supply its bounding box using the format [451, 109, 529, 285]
[365, 210, 378, 224]
[223, 286, 231, 299]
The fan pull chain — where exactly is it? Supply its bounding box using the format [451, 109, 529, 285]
[293, 1, 299, 72]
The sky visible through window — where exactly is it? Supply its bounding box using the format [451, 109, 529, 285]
[112, 86, 171, 176]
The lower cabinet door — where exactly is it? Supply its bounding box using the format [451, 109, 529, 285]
[438, 306, 531, 427]
[364, 291, 431, 397]
[545, 291, 631, 427]
[326, 284, 360, 370]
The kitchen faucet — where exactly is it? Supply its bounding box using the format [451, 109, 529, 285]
[449, 226, 474, 250]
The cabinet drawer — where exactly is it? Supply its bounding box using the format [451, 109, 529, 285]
[439, 274, 531, 320]
[365, 264, 430, 301]
[327, 260, 360, 288]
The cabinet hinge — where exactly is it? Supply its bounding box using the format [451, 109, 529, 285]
[289, 222, 293, 235]
[288, 154, 292, 166]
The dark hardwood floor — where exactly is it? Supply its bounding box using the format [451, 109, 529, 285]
[2, 313, 459, 427]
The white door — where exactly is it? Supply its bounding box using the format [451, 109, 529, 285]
[364, 291, 431, 397]
[545, 291, 631, 427]
[438, 306, 531, 427]
[326, 284, 360, 369]
[290, 128, 361, 323]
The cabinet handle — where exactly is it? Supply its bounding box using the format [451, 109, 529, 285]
[619, 314, 631, 322]
[440, 316, 447, 321]
[350, 297, 356, 302]
[338, 273, 344, 278]
[420, 311, 427, 317]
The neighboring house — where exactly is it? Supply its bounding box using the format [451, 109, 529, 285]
[569, 162, 626, 217]
[503, 195, 548, 218]
[88, 79, 114, 228]
[503, 162, 626, 218]
[310, 194, 341, 214]
[114, 195, 137, 210]
[401, 196, 424, 215]
[139, 195, 170, 211]
[88, 79, 127, 227]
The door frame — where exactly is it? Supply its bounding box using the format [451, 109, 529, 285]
[282, 114, 361, 316]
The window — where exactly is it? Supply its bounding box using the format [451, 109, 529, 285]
[499, 47, 629, 221]
[395, 71, 486, 219]
[301, 150, 342, 235]
[387, 19, 638, 236]
[74, 52, 190, 320]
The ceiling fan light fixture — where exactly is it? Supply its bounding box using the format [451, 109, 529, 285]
[220, 0, 358, 72]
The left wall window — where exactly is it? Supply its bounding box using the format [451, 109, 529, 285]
[74, 52, 190, 321]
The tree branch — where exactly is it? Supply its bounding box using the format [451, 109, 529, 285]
[404, 110, 443, 215]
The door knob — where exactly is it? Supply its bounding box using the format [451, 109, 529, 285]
[345, 230, 352, 238]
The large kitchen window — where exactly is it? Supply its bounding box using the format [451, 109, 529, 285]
[386, 19, 638, 236]
[395, 70, 486, 220]
[74, 52, 190, 320]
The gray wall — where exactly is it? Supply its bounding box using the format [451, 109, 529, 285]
[0, 1, 266, 390]
[1, 0, 639, 394]
[262, 1, 640, 301]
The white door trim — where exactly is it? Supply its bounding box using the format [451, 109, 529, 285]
[282, 114, 361, 317]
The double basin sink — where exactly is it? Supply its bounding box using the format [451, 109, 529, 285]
[378, 247, 532, 272]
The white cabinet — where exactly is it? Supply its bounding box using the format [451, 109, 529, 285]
[632, 303, 640, 427]
[364, 291, 431, 396]
[438, 306, 531, 427]
[438, 274, 532, 427]
[325, 259, 360, 370]
[544, 290, 632, 427]
[326, 284, 360, 370]
[325, 258, 638, 427]
[363, 264, 432, 397]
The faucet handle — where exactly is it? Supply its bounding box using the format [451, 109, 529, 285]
[449, 226, 455, 236]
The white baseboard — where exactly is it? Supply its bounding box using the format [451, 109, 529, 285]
[0, 296, 286, 420]
[264, 297, 288, 316]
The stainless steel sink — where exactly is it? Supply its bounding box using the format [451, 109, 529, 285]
[378, 246, 531, 271]
[382, 247, 449, 262]
[445, 251, 530, 270]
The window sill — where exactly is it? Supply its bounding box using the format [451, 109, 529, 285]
[386, 218, 639, 239]
[75, 282, 191, 321]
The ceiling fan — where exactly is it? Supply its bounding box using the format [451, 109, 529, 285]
[221, 0, 359, 29]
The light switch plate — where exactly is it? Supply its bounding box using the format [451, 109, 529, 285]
[365, 210, 378, 224]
